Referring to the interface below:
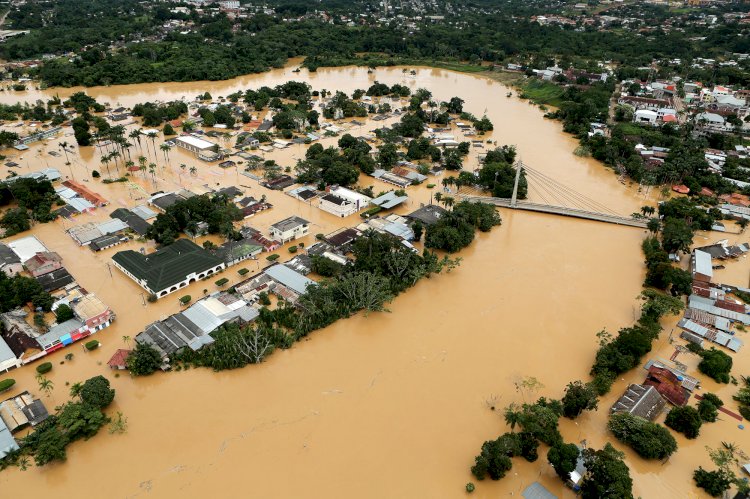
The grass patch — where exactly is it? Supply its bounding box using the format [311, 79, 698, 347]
[518, 80, 566, 107]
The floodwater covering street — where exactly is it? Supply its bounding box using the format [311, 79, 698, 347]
[0, 61, 747, 498]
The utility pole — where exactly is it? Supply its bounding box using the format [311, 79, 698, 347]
[106, 263, 113, 278]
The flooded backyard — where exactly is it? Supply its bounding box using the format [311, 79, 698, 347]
[0, 62, 747, 498]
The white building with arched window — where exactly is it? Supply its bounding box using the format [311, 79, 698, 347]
[112, 239, 225, 299]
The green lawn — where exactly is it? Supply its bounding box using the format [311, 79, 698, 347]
[518, 80, 566, 107]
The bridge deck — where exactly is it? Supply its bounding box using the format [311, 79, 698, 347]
[461, 196, 648, 228]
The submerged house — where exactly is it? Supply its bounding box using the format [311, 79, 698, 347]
[0, 391, 49, 433]
[643, 366, 691, 406]
[112, 239, 225, 299]
[269, 216, 309, 243]
[0, 415, 18, 459]
[611, 384, 666, 421]
[406, 205, 448, 226]
[135, 293, 257, 359]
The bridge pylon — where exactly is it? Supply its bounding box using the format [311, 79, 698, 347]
[510, 161, 523, 208]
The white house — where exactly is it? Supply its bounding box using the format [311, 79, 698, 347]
[0, 336, 19, 373]
[634, 109, 658, 125]
[318, 186, 371, 217]
[269, 216, 310, 243]
[696, 112, 729, 132]
[174, 134, 217, 155]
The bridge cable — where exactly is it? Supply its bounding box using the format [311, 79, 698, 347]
[522, 166, 614, 213]
[521, 165, 615, 212]
[522, 167, 622, 216]
[523, 169, 598, 211]
[522, 166, 621, 216]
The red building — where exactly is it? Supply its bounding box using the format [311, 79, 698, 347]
[643, 366, 690, 406]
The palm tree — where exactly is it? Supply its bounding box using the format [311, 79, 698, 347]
[121, 139, 133, 161]
[442, 196, 455, 210]
[189, 166, 197, 176]
[122, 335, 131, 345]
[148, 162, 157, 183]
[37, 375, 54, 398]
[138, 155, 147, 177]
[125, 160, 135, 173]
[129, 129, 142, 150]
[504, 404, 521, 431]
[59, 141, 71, 164]
[100, 154, 112, 178]
[434, 192, 443, 205]
[147, 131, 158, 158]
[109, 150, 121, 172]
[69, 381, 83, 398]
[160, 143, 172, 164]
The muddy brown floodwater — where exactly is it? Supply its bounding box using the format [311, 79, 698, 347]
[0, 61, 747, 498]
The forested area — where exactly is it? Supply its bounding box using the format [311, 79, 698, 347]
[3, 0, 748, 87]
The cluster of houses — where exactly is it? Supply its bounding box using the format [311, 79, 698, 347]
[109, 198, 449, 369]
[0, 390, 49, 459]
[0, 236, 115, 372]
[607, 242, 750, 431]
[129, 291, 259, 364]
[618, 79, 749, 133]
[676, 245, 749, 353]
[611, 359, 701, 425]
[3, 167, 114, 220]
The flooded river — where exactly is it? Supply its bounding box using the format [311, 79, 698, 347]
[0, 62, 747, 498]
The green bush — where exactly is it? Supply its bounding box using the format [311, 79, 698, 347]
[665, 406, 702, 439]
[0, 379, 15, 392]
[266, 254, 280, 261]
[179, 295, 192, 305]
[84, 340, 100, 351]
[238, 268, 249, 276]
[360, 206, 382, 218]
[608, 412, 677, 459]
[36, 362, 53, 374]
[694, 467, 732, 497]
[698, 348, 732, 383]
[288, 246, 298, 253]
[215, 278, 229, 287]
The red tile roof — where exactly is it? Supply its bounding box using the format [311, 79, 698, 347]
[107, 349, 131, 369]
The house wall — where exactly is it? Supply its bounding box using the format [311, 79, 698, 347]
[175, 141, 199, 154]
[154, 263, 227, 299]
[319, 198, 357, 218]
[0, 356, 19, 373]
[82, 310, 114, 330]
[0, 262, 23, 277]
[270, 225, 309, 243]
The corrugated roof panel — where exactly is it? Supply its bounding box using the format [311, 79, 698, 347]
[265, 264, 315, 295]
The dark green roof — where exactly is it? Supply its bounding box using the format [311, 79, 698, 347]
[112, 239, 223, 293]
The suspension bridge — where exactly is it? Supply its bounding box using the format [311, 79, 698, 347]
[461, 162, 649, 229]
